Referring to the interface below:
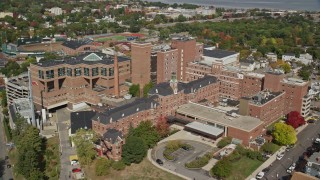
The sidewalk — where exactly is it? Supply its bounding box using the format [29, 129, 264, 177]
[147, 149, 191, 180]
[246, 123, 308, 180]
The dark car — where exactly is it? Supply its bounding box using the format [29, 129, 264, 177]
[308, 120, 316, 123]
[6, 164, 11, 169]
[72, 168, 81, 173]
[181, 145, 191, 151]
[156, 159, 163, 166]
[5, 156, 9, 160]
[262, 167, 270, 173]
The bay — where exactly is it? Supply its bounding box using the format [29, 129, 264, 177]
[144, 0, 320, 11]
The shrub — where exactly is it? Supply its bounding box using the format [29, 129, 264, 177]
[95, 158, 112, 176]
[163, 149, 175, 160]
[211, 158, 232, 178]
[217, 137, 232, 148]
[112, 160, 126, 171]
[227, 151, 241, 162]
[261, 142, 280, 154]
[185, 152, 213, 168]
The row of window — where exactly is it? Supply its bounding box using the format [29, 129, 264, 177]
[39, 67, 115, 79]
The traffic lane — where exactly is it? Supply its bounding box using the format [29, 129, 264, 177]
[265, 120, 320, 179]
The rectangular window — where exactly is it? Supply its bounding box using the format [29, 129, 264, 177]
[67, 68, 72, 76]
[92, 67, 99, 76]
[46, 70, 54, 79]
[84, 68, 89, 76]
[58, 67, 65, 77]
[101, 68, 107, 76]
[74, 68, 82, 76]
[38, 70, 44, 79]
[109, 67, 114, 76]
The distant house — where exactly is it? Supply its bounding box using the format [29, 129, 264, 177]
[266, 52, 277, 62]
[282, 53, 313, 65]
[49, 7, 63, 16]
[61, 39, 97, 55]
[240, 59, 256, 72]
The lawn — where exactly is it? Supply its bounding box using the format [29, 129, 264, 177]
[84, 158, 183, 180]
[226, 157, 263, 180]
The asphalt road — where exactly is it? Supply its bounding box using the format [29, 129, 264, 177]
[264, 120, 320, 180]
[154, 140, 215, 180]
[0, 109, 13, 180]
[57, 108, 76, 180]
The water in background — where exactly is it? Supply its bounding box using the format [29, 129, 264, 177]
[145, 0, 320, 11]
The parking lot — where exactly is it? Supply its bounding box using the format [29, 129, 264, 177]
[153, 140, 215, 180]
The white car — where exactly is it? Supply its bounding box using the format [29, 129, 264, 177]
[276, 152, 285, 160]
[315, 138, 320, 144]
[286, 163, 296, 174]
[256, 172, 265, 179]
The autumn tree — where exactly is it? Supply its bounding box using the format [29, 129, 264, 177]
[286, 111, 305, 129]
[272, 122, 297, 145]
[156, 115, 170, 137]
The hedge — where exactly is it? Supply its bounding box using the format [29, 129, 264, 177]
[185, 152, 213, 168]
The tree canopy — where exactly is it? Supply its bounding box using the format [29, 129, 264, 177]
[122, 136, 146, 165]
[128, 121, 160, 148]
[272, 122, 297, 145]
[73, 129, 98, 165]
[286, 111, 305, 129]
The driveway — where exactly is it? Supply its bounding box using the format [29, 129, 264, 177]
[264, 120, 320, 180]
[56, 108, 76, 180]
[153, 140, 215, 180]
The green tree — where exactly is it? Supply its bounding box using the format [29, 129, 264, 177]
[211, 158, 232, 178]
[280, 63, 291, 73]
[159, 28, 170, 40]
[298, 66, 311, 80]
[95, 158, 112, 176]
[129, 84, 140, 97]
[177, 14, 187, 22]
[14, 124, 45, 179]
[253, 51, 263, 60]
[112, 160, 126, 171]
[129, 121, 160, 148]
[143, 81, 154, 97]
[122, 136, 147, 165]
[73, 129, 98, 165]
[272, 122, 297, 145]
[240, 49, 252, 60]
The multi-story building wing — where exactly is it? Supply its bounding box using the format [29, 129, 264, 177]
[30, 52, 130, 110]
[5, 73, 30, 104]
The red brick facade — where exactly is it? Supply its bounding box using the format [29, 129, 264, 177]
[156, 49, 178, 83]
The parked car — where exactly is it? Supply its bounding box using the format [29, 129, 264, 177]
[156, 159, 163, 166]
[308, 119, 316, 123]
[286, 145, 294, 151]
[5, 156, 8, 160]
[314, 138, 320, 144]
[256, 171, 265, 179]
[276, 152, 285, 160]
[71, 159, 79, 166]
[6, 164, 11, 169]
[262, 167, 270, 173]
[181, 145, 191, 151]
[287, 163, 296, 174]
[72, 168, 81, 173]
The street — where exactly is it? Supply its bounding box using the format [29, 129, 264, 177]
[0, 108, 13, 180]
[264, 120, 320, 180]
[56, 108, 77, 180]
[154, 140, 215, 180]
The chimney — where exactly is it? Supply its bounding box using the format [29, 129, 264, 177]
[114, 51, 120, 98]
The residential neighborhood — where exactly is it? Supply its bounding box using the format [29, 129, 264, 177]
[0, 0, 320, 180]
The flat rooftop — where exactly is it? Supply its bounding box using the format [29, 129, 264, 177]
[282, 78, 308, 86]
[176, 103, 262, 132]
[185, 121, 224, 136]
[249, 91, 283, 106]
[203, 48, 238, 59]
[245, 72, 265, 79]
[7, 73, 29, 87]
